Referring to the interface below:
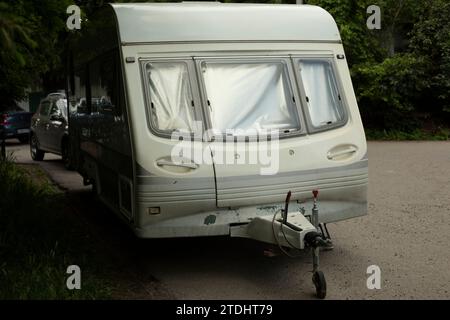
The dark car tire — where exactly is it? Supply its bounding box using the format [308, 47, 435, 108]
[61, 139, 74, 170]
[30, 134, 45, 161]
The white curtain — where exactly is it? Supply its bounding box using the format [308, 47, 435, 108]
[146, 62, 195, 132]
[202, 62, 299, 133]
[299, 60, 343, 127]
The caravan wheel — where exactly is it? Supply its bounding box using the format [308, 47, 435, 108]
[313, 271, 327, 299]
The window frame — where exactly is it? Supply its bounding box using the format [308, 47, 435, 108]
[194, 56, 307, 141]
[139, 54, 350, 141]
[140, 58, 205, 140]
[292, 55, 349, 133]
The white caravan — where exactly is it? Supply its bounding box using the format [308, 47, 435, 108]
[66, 3, 368, 298]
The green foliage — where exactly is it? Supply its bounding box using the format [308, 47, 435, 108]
[353, 54, 427, 131]
[0, 0, 73, 109]
[307, 0, 385, 66]
[0, 158, 111, 299]
[409, 0, 450, 114]
[365, 128, 450, 141]
[307, 0, 449, 133]
[0, 3, 37, 65]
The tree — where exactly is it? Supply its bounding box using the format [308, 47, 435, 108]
[0, 2, 36, 65]
[0, 0, 72, 110]
[409, 0, 450, 114]
[307, 0, 449, 130]
[0, 2, 37, 108]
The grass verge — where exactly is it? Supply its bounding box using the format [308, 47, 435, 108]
[0, 154, 111, 299]
[365, 128, 450, 141]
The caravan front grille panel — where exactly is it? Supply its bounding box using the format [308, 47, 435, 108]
[216, 160, 368, 207]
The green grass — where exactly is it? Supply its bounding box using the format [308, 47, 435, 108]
[0, 154, 111, 299]
[365, 128, 450, 141]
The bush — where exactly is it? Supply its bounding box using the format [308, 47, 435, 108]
[409, 0, 450, 115]
[353, 54, 427, 131]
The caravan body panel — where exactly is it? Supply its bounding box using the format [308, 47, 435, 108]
[68, 3, 368, 239]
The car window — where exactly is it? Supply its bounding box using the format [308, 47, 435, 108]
[49, 103, 59, 116]
[39, 101, 51, 116]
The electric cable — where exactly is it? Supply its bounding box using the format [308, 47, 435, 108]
[271, 209, 304, 258]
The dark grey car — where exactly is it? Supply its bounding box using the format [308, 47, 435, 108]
[30, 94, 71, 168]
[0, 109, 33, 143]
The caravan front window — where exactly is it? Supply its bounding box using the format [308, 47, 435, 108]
[297, 59, 345, 128]
[145, 62, 196, 133]
[199, 60, 301, 135]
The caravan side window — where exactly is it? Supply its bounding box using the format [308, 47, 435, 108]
[296, 59, 346, 129]
[90, 53, 119, 115]
[72, 68, 88, 114]
[144, 61, 196, 133]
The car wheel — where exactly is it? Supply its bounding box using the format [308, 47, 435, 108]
[30, 134, 45, 161]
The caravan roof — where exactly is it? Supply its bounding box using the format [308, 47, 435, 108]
[110, 3, 341, 44]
